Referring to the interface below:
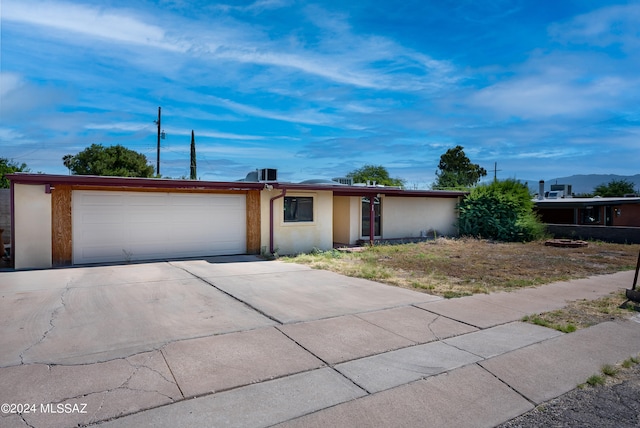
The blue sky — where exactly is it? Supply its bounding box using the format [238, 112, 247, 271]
[1, 0, 639, 187]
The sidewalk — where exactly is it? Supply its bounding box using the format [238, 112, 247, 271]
[1, 264, 639, 428]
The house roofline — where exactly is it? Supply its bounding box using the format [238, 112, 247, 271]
[535, 197, 640, 208]
[6, 173, 266, 191]
[8, 173, 466, 198]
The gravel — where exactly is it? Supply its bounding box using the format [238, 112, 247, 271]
[498, 363, 640, 427]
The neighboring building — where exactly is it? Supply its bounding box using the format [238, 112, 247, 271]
[534, 186, 640, 244]
[8, 173, 464, 269]
[535, 197, 640, 227]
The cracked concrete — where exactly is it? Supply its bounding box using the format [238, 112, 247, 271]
[2, 259, 639, 427]
[18, 282, 71, 365]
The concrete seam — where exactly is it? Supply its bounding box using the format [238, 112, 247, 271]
[411, 304, 483, 330]
[353, 313, 419, 344]
[475, 362, 537, 406]
[168, 262, 283, 325]
[274, 326, 372, 395]
[160, 348, 185, 399]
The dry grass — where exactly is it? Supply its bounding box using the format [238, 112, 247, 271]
[523, 291, 638, 332]
[285, 238, 638, 298]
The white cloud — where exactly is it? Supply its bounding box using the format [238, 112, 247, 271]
[205, 96, 338, 126]
[3, 1, 457, 93]
[3, 0, 186, 52]
[470, 59, 634, 119]
[0, 72, 24, 97]
[549, 3, 640, 51]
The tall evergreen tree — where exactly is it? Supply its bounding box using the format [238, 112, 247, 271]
[190, 130, 197, 180]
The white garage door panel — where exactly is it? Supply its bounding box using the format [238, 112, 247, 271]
[73, 190, 246, 264]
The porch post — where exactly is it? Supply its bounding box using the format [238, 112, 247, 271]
[369, 196, 375, 246]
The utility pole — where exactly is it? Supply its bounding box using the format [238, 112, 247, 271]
[155, 107, 161, 176]
[493, 162, 502, 181]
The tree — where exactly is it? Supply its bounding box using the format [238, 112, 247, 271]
[62, 154, 74, 174]
[593, 179, 638, 197]
[346, 164, 405, 187]
[0, 158, 30, 188]
[64, 144, 155, 177]
[190, 130, 197, 180]
[458, 179, 546, 242]
[433, 145, 487, 189]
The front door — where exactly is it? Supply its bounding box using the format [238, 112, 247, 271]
[361, 197, 381, 237]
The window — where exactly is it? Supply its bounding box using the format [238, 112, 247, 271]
[581, 206, 601, 224]
[284, 197, 314, 222]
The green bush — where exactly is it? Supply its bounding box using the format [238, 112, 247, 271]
[458, 179, 546, 242]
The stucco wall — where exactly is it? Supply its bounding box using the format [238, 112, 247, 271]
[261, 190, 333, 255]
[333, 196, 360, 245]
[381, 196, 458, 238]
[14, 184, 52, 269]
[0, 189, 10, 245]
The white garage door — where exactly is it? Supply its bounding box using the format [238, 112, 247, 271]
[73, 190, 246, 264]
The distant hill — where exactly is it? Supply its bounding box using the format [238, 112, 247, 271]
[525, 174, 640, 195]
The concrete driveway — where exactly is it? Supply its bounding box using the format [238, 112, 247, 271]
[0, 256, 438, 366]
[2, 257, 639, 428]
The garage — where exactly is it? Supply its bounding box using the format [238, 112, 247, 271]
[72, 190, 247, 264]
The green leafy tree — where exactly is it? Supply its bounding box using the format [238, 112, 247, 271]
[64, 144, 154, 177]
[458, 179, 546, 242]
[593, 179, 638, 197]
[346, 164, 405, 187]
[0, 158, 30, 188]
[434, 145, 487, 189]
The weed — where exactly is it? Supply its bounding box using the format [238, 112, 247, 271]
[443, 290, 473, 299]
[621, 356, 639, 368]
[601, 364, 619, 377]
[585, 375, 605, 386]
[521, 315, 576, 333]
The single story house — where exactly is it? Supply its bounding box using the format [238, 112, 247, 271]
[8, 173, 465, 270]
[534, 196, 640, 244]
[535, 197, 640, 227]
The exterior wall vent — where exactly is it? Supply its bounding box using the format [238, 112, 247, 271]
[259, 168, 277, 182]
[332, 177, 354, 186]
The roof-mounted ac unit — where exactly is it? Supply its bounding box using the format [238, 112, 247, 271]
[332, 177, 353, 185]
[259, 168, 277, 182]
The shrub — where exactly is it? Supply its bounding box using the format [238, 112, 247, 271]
[458, 179, 546, 242]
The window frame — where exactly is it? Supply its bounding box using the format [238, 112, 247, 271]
[283, 196, 314, 223]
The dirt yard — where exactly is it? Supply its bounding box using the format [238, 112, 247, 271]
[286, 238, 638, 297]
[285, 238, 640, 328]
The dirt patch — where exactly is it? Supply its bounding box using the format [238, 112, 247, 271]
[286, 238, 638, 297]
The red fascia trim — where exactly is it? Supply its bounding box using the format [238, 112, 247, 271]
[6, 173, 265, 191]
[271, 183, 466, 198]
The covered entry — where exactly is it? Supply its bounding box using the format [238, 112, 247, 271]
[73, 190, 247, 264]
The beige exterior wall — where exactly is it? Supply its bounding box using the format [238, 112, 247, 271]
[261, 189, 333, 255]
[14, 184, 52, 269]
[333, 196, 360, 245]
[381, 196, 459, 238]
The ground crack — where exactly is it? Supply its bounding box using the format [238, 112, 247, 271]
[19, 282, 71, 364]
[426, 314, 442, 341]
